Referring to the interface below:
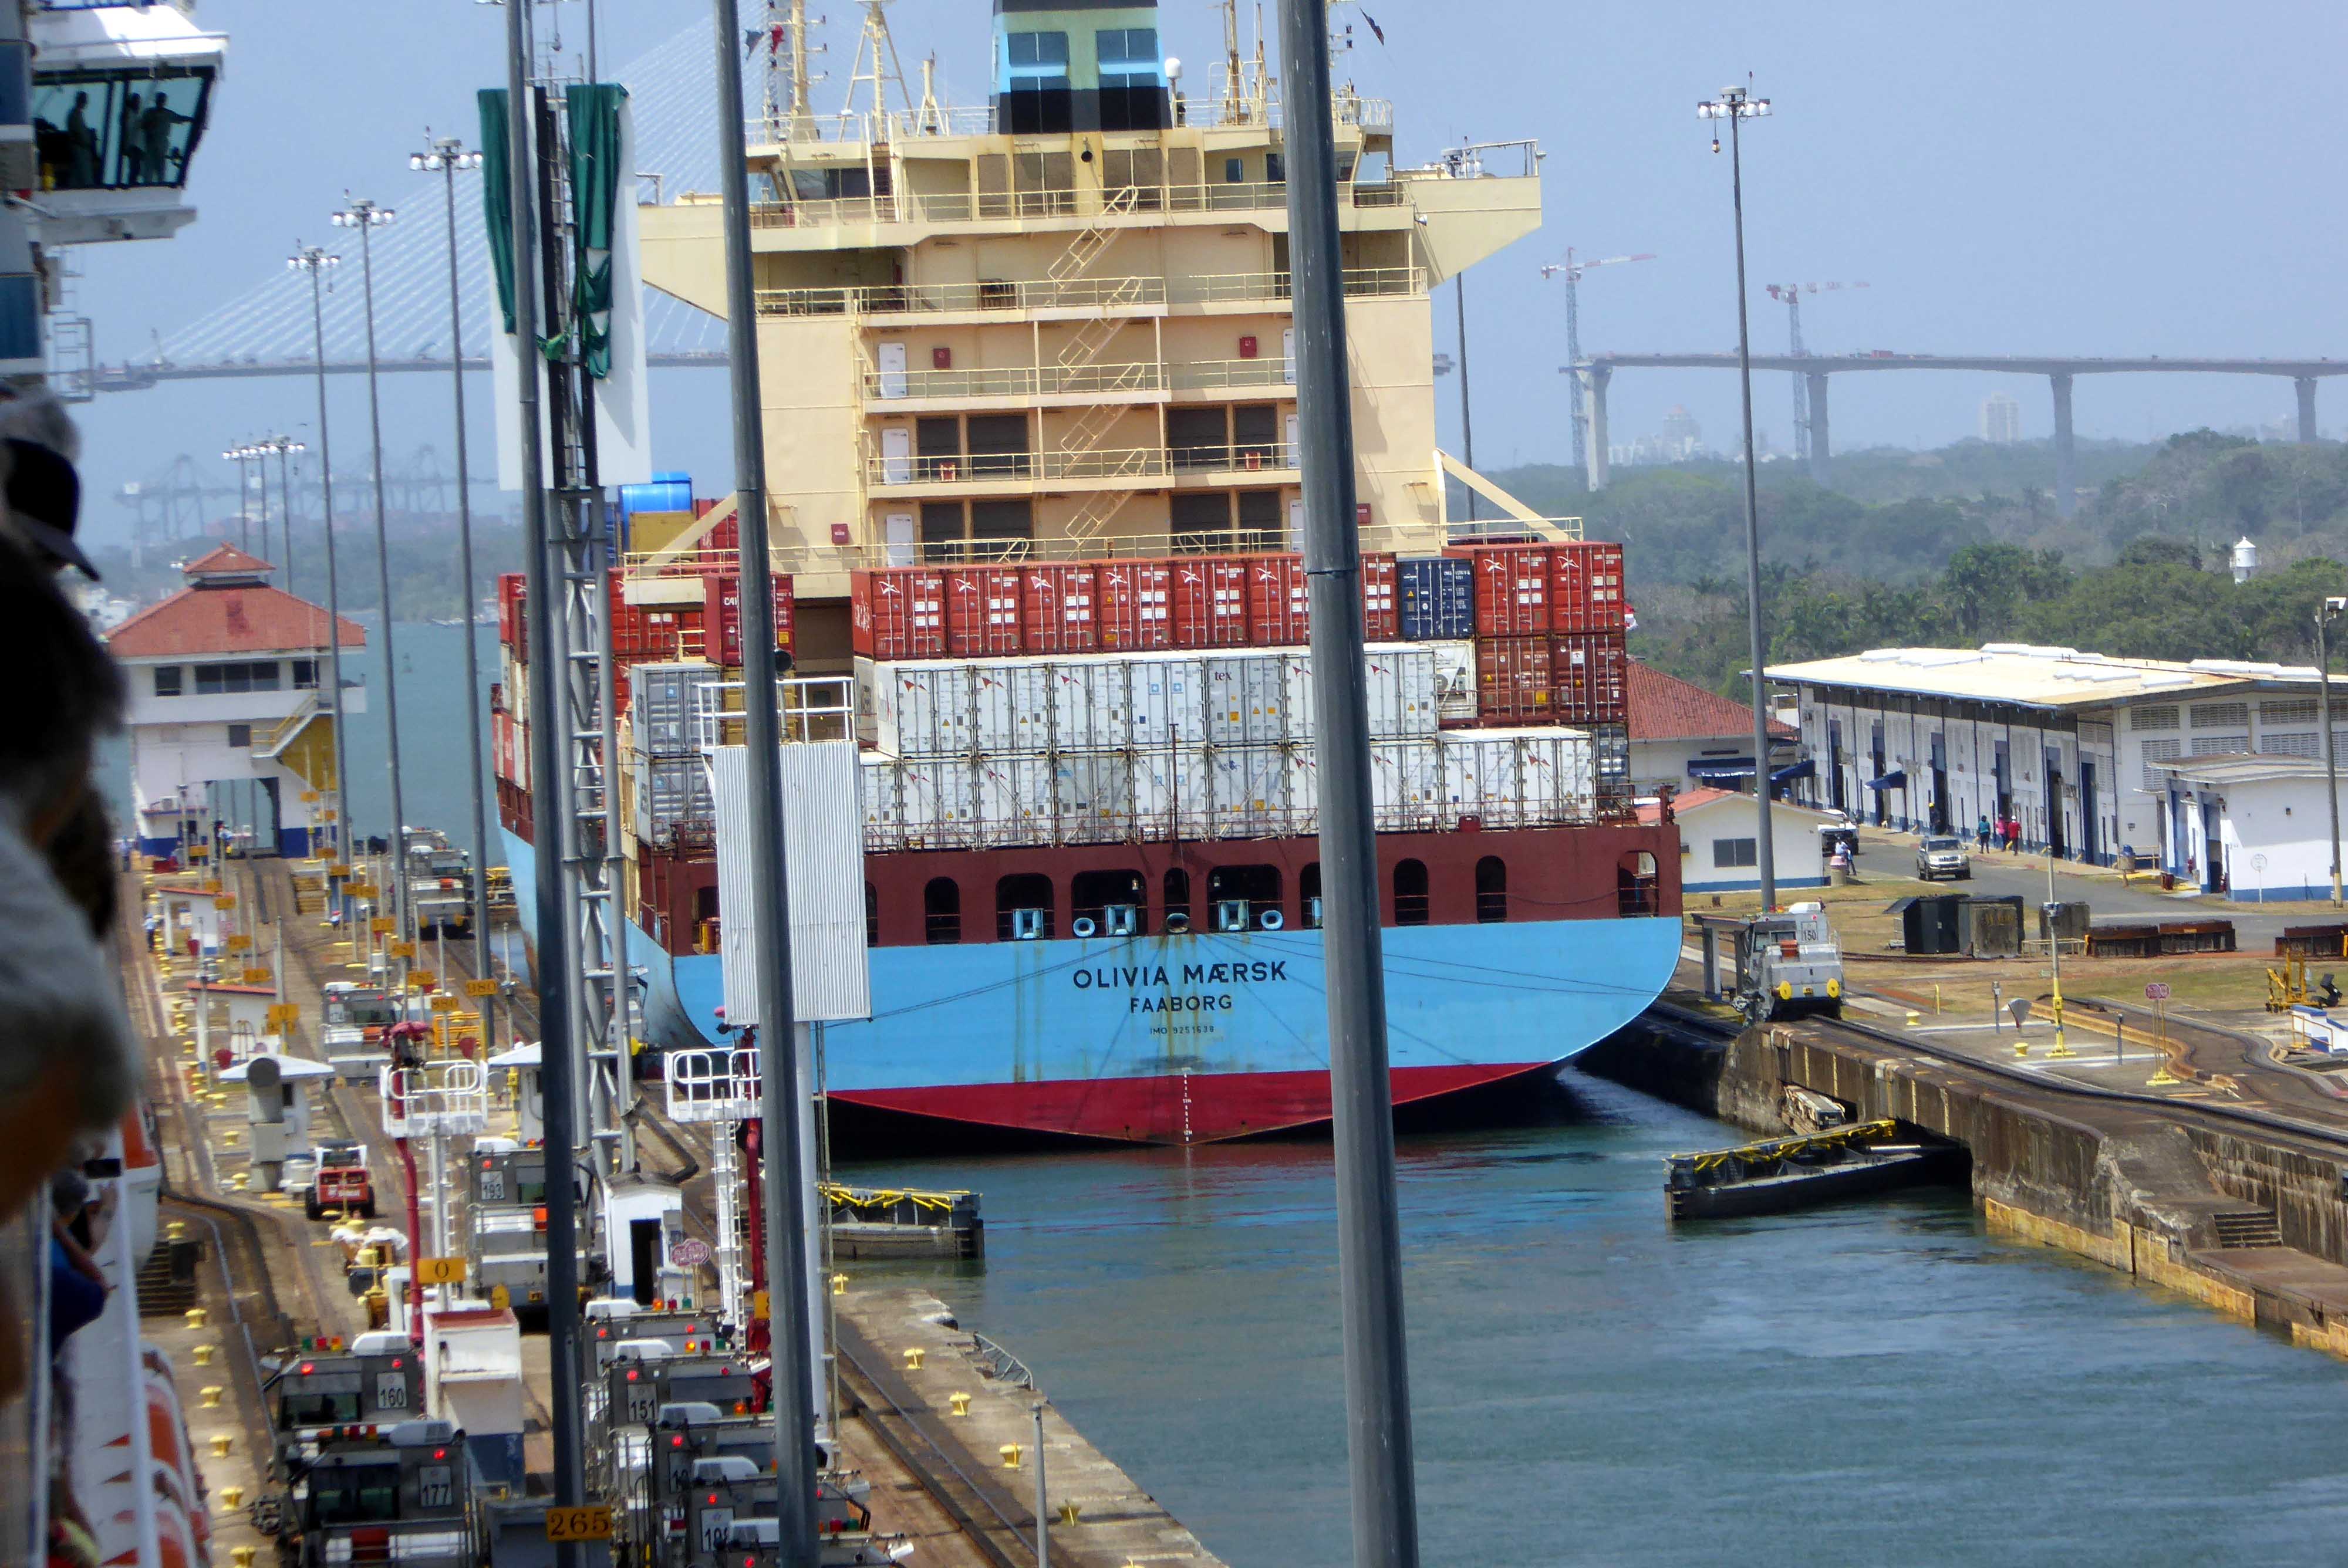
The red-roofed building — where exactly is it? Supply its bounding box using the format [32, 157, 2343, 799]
[1626, 659, 1799, 797]
[1636, 785, 1836, 894]
[106, 549, 367, 860]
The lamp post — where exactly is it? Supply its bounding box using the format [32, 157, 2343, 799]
[332, 195, 409, 953]
[411, 133, 497, 1047]
[1699, 81, 1777, 910]
[254, 436, 307, 594]
[289, 246, 353, 897]
[222, 444, 258, 550]
[2320, 596, 2346, 907]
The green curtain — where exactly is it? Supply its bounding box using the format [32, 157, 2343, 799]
[477, 89, 516, 336]
[565, 83, 628, 380]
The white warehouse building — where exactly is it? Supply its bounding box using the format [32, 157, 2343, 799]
[1765, 644, 2345, 871]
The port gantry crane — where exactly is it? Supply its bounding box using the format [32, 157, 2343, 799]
[1543, 249, 1655, 475]
[1763, 279, 1869, 465]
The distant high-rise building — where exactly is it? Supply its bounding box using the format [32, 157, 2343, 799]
[1659, 404, 1702, 451]
[1980, 392, 2022, 445]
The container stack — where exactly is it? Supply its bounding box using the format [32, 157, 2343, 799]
[1443, 541, 1628, 726]
[627, 663, 726, 849]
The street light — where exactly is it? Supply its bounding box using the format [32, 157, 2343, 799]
[413, 131, 497, 1051]
[332, 194, 410, 955]
[2321, 596, 2346, 907]
[1698, 80, 1778, 909]
[253, 436, 308, 593]
[221, 444, 259, 550]
[288, 246, 353, 894]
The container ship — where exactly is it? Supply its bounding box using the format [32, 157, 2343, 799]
[491, 0, 1684, 1144]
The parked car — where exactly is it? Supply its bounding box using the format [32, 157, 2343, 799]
[1916, 835, 1972, 881]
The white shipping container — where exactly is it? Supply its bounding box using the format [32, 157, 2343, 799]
[1429, 640, 1477, 723]
[1203, 744, 1295, 837]
[1131, 748, 1215, 839]
[1202, 652, 1290, 746]
[859, 752, 903, 846]
[1277, 644, 1438, 742]
[983, 662, 1056, 753]
[972, 753, 1054, 842]
[1369, 739, 1445, 831]
[895, 756, 974, 848]
[1283, 745, 1320, 832]
[1051, 752, 1135, 843]
[1128, 654, 1208, 746]
[1048, 657, 1128, 752]
[869, 662, 977, 756]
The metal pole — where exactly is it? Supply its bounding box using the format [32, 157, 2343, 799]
[1453, 276, 1474, 521]
[1280, 2, 1419, 1564]
[439, 150, 500, 1059]
[2321, 606, 2342, 908]
[354, 211, 411, 953]
[1033, 1402, 1048, 1568]
[505, 4, 588, 1556]
[274, 444, 295, 605]
[301, 257, 355, 914]
[712, 0, 820, 1555]
[1728, 101, 1777, 909]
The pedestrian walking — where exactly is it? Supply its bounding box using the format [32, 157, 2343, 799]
[143, 911, 157, 952]
[1975, 815, 1991, 853]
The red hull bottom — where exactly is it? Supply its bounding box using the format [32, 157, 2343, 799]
[831, 1063, 1550, 1145]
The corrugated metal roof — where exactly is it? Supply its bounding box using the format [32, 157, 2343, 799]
[1765, 644, 2332, 709]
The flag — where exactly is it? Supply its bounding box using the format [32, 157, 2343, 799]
[1362, 10, 1386, 43]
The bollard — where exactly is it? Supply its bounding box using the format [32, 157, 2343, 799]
[902, 1347, 925, 1371]
[2013, 1040, 2030, 1058]
[221, 1130, 240, 1148]
[1000, 1443, 1022, 1469]
[209, 1433, 233, 1458]
[185, 1307, 208, 1329]
[220, 1485, 245, 1510]
[167, 1221, 187, 1242]
[200, 1385, 224, 1407]
[232, 1548, 259, 1568]
[191, 1344, 216, 1367]
[1905, 1010, 1921, 1028]
[831, 1272, 848, 1295]
[949, 1393, 971, 1417]
[1058, 1502, 1082, 1527]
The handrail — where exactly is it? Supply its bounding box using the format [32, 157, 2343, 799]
[732, 97, 1395, 149]
[626, 518, 1456, 579]
[863, 360, 1168, 401]
[866, 442, 1298, 487]
[757, 267, 1419, 317]
[744, 178, 1422, 231]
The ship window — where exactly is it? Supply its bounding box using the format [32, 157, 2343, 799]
[1618, 851, 1659, 917]
[1170, 492, 1232, 553]
[919, 501, 965, 560]
[1264, 151, 1285, 184]
[923, 877, 960, 945]
[964, 414, 1030, 478]
[1072, 869, 1146, 937]
[1168, 407, 1230, 471]
[1300, 863, 1322, 927]
[1234, 490, 1283, 552]
[1205, 864, 1280, 921]
[1232, 404, 1278, 465]
[1475, 856, 1507, 922]
[1002, 32, 1072, 134]
[1392, 859, 1429, 926]
[967, 500, 1033, 559]
[996, 873, 1054, 940]
[153, 664, 183, 697]
[1224, 156, 1246, 184]
[1162, 867, 1191, 928]
[865, 883, 878, 947]
[915, 416, 961, 478]
[32, 65, 216, 192]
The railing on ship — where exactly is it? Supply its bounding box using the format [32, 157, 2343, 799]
[687, 675, 856, 755]
[760, 266, 1419, 319]
[856, 355, 1303, 401]
[737, 93, 1394, 148]
[745, 178, 1412, 231]
[864, 442, 1300, 488]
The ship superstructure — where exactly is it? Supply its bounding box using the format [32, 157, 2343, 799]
[493, 0, 1684, 1145]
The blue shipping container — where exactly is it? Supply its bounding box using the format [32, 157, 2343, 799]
[1398, 556, 1476, 641]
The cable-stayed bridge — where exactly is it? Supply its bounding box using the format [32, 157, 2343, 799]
[93, 18, 730, 394]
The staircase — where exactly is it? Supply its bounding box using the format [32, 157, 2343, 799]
[2212, 1208, 2283, 1248]
[136, 1238, 201, 1315]
[1047, 184, 1138, 282]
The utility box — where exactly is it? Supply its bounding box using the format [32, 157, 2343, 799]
[1891, 894, 1966, 957]
[1962, 895, 2025, 958]
[2039, 900, 2092, 943]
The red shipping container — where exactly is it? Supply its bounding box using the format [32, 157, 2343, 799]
[497, 573, 525, 644]
[1169, 555, 1250, 648]
[1553, 633, 1628, 725]
[1474, 636, 1556, 724]
[708, 573, 802, 665]
[1244, 553, 1311, 646]
[1360, 552, 1399, 641]
[1021, 564, 1100, 654]
[1447, 543, 1551, 636]
[1097, 559, 1173, 650]
[849, 567, 943, 660]
[942, 566, 1026, 656]
[1550, 542, 1628, 634]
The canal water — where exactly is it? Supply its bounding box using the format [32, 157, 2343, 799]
[840, 1069, 2348, 1567]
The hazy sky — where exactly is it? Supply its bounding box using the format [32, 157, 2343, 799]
[66, 1, 2348, 546]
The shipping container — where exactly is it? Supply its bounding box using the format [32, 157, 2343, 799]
[972, 753, 1054, 840]
[1047, 657, 1128, 752]
[633, 753, 712, 847]
[942, 566, 1026, 657]
[1446, 543, 1551, 636]
[497, 573, 526, 646]
[1202, 651, 1288, 746]
[1277, 644, 1437, 741]
[1397, 556, 1475, 642]
[705, 574, 800, 665]
[1283, 745, 1320, 833]
[1021, 564, 1100, 654]
[1244, 554, 1311, 645]
[1169, 555, 1250, 648]
[1551, 542, 1628, 634]
[1369, 739, 1446, 832]
[629, 663, 725, 755]
[1428, 640, 1477, 725]
[1553, 633, 1629, 725]
[1359, 553, 1399, 641]
[971, 660, 1055, 753]
[851, 567, 947, 660]
[1474, 636, 1555, 725]
[858, 751, 903, 846]
[870, 662, 976, 756]
[1203, 745, 1296, 838]
[900, 756, 978, 849]
[1051, 752, 1136, 844]
[1128, 653, 1210, 745]
[1129, 747, 1215, 840]
[1441, 727, 1600, 828]
[1097, 560, 1173, 650]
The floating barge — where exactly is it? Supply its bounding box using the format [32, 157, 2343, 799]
[825, 1184, 984, 1260]
[1665, 1120, 1965, 1221]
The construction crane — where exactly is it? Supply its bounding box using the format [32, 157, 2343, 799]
[1543, 249, 1655, 474]
[1763, 281, 1869, 464]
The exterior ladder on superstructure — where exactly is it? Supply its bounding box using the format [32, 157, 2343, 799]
[1046, 183, 1137, 282]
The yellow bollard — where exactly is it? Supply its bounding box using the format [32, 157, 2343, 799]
[232, 1547, 259, 1568]
[1905, 1010, 1921, 1028]
[208, 1433, 233, 1458]
[1058, 1502, 1082, 1527]
[830, 1273, 848, 1295]
[185, 1307, 208, 1330]
[221, 1130, 240, 1148]
[902, 1347, 925, 1371]
[220, 1485, 245, 1510]
[949, 1393, 971, 1417]
[191, 1344, 216, 1367]
[167, 1221, 187, 1242]
[999, 1443, 1022, 1469]
[200, 1385, 224, 1407]
[2013, 1040, 2030, 1058]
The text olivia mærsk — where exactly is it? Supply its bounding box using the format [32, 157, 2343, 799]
[1070, 959, 1289, 1013]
